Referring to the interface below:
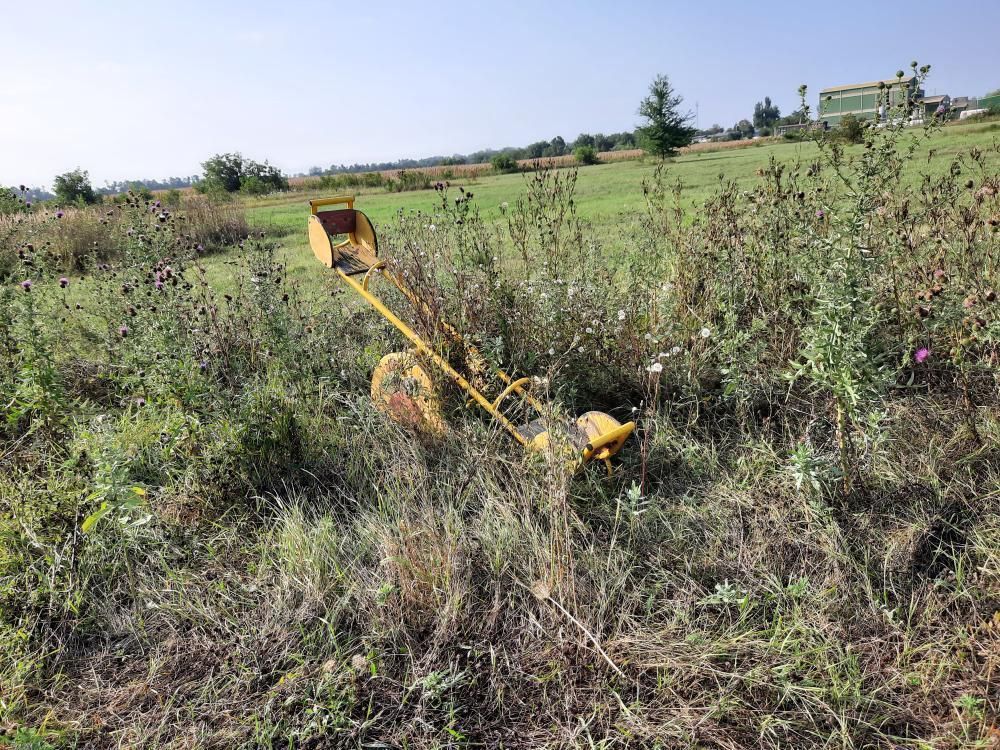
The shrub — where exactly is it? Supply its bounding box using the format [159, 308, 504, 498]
[199, 152, 288, 195]
[0, 186, 31, 215]
[383, 170, 432, 193]
[239, 175, 270, 196]
[53, 169, 99, 205]
[838, 113, 865, 144]
[490, 154, 519, 174]
[573, 145, 599, 165]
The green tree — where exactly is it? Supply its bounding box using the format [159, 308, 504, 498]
[200, 152, 288, 194]
[53, 169, 98, 205]
[543, 136, 566, 157]
[524, 140, 550, 159]
[636, 74, 696, 158]
[752, 96, 781, 129]
[735, 119, 754, 138]
[777, 108, 807, 126]
[573, 145, 599, 165]
[593, 133, 614, 151]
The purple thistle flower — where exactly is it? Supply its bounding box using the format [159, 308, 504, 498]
[24, 201, 31, 208]
[135, 397, 146, 407]
[59, 277, 69, 288]
[816, 210, 825, 220]
[55, 210, 64, 219]
[119, 324, 129, 338]
[20, 279, 32, 291]
[199, 360, 208, 372]
[154, 280, 164, 290]
[914, 347, 930, 364]
[195, 244, 204, 254]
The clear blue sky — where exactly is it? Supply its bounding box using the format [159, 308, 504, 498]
[2, 0, 998, 188]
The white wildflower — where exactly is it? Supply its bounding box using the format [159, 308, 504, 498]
[618, 309, 626, 321]
[700, 327, 711, 338]
[585, 327, 593, 334]
[647, 362, 664, 373]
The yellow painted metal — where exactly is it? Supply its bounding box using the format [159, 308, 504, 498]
[379, 271, 545, 413]
[307, 196, 635, 470]
[337, 268, 529, 446]
[308, 215, 335, 266]
[492, 377, 532, 411]
[309, 195, 354, 214]
[353, 210, 378, 255]
[576, 411, 633, 461]
[526, 412, 635, 472]
[370, 352, 446, 436]
[362, 260, 387, 291]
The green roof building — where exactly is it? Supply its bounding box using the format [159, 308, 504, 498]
[818, 76, 921, 127]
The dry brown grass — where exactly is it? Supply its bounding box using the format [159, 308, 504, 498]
[1, 196, 250, 276]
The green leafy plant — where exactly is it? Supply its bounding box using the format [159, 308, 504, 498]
[573, 145, 599, 165]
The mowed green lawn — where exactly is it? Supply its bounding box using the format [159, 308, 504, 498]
[225, 120, 1000, 293]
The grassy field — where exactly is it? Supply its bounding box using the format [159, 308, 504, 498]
[239, 119, 1000, 289]
[2, 119, 999, 748]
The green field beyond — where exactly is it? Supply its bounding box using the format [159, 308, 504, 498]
[249, 120, 1000, 235]
[235, 121, 1000, 292]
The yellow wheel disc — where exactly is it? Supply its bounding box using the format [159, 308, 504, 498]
[370, 352, 446, 436]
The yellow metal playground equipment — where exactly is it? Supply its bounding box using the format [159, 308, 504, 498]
[308, 195, 635, 473]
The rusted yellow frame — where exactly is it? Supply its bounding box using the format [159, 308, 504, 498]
[310, 194, 632, 468]
[336, 266, 530, 446]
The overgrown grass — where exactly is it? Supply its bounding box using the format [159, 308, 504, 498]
[0, 194, 249, 280]
[1, 112, 999, 748]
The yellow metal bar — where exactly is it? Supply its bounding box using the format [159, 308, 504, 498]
[492, 377, 532, 411]
[309, 195, 355, 214]
[362, 261, 387, 291]
[374, 267, 547, 413]
[580, 422, 635, 464]
[337, 268, 528, 446]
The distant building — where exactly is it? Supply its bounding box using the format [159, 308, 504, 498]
[980, 93, 1000, 111]
[950, 96, 976, 115]
[919, 94, 951, 117]
[818, 76, 921, 127]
